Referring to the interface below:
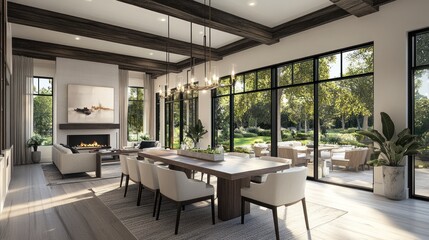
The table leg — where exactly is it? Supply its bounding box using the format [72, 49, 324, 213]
[217, 177, 250, 221]
[96, 154, 102, 178]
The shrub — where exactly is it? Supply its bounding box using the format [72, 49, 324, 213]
[296, 132, 312, 140]
[258, 129, 271, 136]
[234, 133, 243, 138]
[247, 127, 259, 134]
[243, 132, 258, 138]
[234, 147, 251, 153]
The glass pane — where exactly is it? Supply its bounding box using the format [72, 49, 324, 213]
[137, 88, 144, 100]
[257, 69, 271, 89]
[279, 85, 314, 176]
[173, 101, 181, 149]
[414, 68, 429, 197]
[318, 76, 374, 188]
[319, 53, 341, 80]
[214, 96, 230, 151]
[33, 95, 53, 145]
[39, 78, 52, 94]
[233, 91, 271, 152]
[234, 75, 244, 93]
[33, 78, 39, 94]
[293, 60, 313, 84]
[217, 77, 230, 95]
[127, 98, 144, 141]
[244, 72, 256, 92]
[165, 103, 171, 148]
[278, 65, 292, 86]
[342, 46, 374, 76]
[128, 88, 137, 100]
[416, 32, 429, 66]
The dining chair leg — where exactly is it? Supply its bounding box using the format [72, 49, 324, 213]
[120, 173, 124, 187]
[302, 198, 310, 230]
[211, 195, 215, 225]
[153, 189, 159, 217]
[156, 195, 162, 220]
[272, 207, 279, 240]
[123, 175, 129, 197]
[207, 174, 211, 184]
[175, 203, 182, 235]
[201, 172, 204, 181]
[137, 183, 143, 206]
[241, 197, 245, 224]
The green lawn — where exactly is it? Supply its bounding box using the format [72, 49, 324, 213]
[234, 136, 271, 148]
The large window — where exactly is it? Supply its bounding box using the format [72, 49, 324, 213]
[127, 87, 144, 141]
[213, 43, 374, 189]
[410, 29, 429, 199]
[165, 89, 198, 149]
[33, 77, 53, 145]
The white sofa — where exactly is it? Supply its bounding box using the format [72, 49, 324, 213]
[52, 144, 97, 176]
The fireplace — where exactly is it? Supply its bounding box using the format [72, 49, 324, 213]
[67, 134, 110, 150]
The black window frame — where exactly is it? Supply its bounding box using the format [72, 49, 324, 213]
[32, 76, 54, 145]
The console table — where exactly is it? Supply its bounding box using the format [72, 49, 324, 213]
[96, 149, 140, 177]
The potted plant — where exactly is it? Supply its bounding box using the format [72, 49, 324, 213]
[186, 119, 208, 149]
[26, 134, 45, 163]
[358, 112, 420, 200]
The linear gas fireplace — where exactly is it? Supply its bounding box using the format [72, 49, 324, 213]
[67, 134, 110, 150]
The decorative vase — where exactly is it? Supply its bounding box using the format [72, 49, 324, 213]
[383, 166, 405, 200]
[32, 151, 41, 163]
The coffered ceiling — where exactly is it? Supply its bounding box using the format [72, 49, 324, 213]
[8, 0, 395, 77]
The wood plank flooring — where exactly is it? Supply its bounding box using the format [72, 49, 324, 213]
[1, 164, 429, 240]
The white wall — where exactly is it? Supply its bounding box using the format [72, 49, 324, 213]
[55, 58, 120, 148]
[155, 0, 429, 146]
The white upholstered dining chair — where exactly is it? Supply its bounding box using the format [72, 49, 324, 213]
[156, 166, 215, 235]
[241, 167, 309, 240]
[137, 159, 160, 217]
[250, 156, 292, 183]
[126, 156, 142, 206]
[119, 154, 129, 197]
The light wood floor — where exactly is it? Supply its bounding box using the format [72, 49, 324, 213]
[1, 164, 429, 240]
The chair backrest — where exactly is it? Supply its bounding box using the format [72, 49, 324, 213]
[156, 166, 191, 201]
[260, 156, 291, 164]
[126, 157, 141, 183]
[278, 147, 295, 159]
[137, 160, 159, 190]
[119, 154, 129, 175]
[263, 167, 307, 206]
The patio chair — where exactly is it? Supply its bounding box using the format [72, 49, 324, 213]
[331, 148, 368, 171]
[278, 146, 308, 167]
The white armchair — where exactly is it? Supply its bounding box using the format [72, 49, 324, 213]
[241, 167, 309, 240]
[126, 157, 142, 206]
[137, 160, 160, 216]
[156, 166, 215, 235]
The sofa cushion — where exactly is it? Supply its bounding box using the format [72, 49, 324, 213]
[139, 140, 157, 149]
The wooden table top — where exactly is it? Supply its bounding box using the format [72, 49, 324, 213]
[96, 148, 140, 156]
[138, 150, 290, 181]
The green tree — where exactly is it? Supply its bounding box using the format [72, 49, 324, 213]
[127, 87, 144, 141]
[33, 83, 53, 145]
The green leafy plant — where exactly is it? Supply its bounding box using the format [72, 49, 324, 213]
[185, 119, 208, 147]
[26, 134, 45, 151]
[357, 112, 420, 166]
[139, 133, 151, 141]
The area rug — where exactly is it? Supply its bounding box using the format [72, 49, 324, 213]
[41, 162, 121, 186]
[94, 183, 347, 240]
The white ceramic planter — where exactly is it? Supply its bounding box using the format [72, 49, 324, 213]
[177, 149, 224, 162]
[383, 166, 406, 200]
[31, 151, 41, 163]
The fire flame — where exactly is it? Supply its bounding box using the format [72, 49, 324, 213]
[79, 141, 104, 148]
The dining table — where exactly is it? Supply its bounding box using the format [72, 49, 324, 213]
[138, 149, 290, 221]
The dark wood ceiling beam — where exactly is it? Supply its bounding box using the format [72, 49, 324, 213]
[118, 0, 277, 45]
[330, 0, 378, 17]
[12, 38, 178, 75]
[8, 2, 221, 60]
[272, 5, 350, 39]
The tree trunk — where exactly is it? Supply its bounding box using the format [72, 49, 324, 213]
[363, 116, 369, 130]
[356, 116, 361, 129]
[341, 115, 346, 130]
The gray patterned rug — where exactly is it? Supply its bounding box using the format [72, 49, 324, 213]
[94, 182, 347, 240]
[41, 162, 121, 185]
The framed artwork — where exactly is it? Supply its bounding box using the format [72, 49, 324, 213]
[68, 84, 114, 123]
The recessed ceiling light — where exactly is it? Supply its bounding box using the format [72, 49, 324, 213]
[248, 1, 256, 7]
[85, 0, 93, 2]
[159, 18, 166, 22]
[149, 52, 154, 56]
[75, 36, 81, 40]
[199, 31, 203, 35]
